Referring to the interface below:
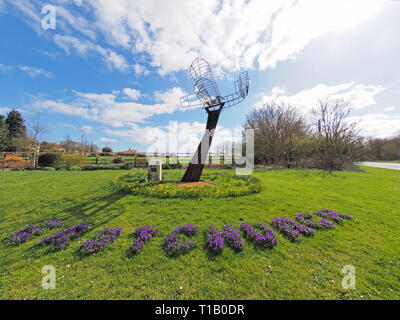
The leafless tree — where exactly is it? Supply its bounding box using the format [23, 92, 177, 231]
[312, 98, 362, 170]
[27, 112, 46, 168]
[80, 128, 87, 155]
[245, 101, 307, 166]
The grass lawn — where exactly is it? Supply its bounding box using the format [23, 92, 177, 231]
[1, 167, 399, 300]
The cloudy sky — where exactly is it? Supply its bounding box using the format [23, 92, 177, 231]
[1, 0, 399, 152]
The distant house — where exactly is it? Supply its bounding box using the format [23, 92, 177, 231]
[119, 148, 137, 155]
[40, 141, 65, 153]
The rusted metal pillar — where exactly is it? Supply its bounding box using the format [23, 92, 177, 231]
[181, 105, 223, 182]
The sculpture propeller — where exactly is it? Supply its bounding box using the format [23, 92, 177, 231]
[180, 58, 249, 182]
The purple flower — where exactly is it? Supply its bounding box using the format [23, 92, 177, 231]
[130, 226, 159, 256]
[314, 209, 353, 224]
[44, 219, 64, 229]
[239, 222, 278, 248]
[271, 217, 315, 241]
[7, 224, 43, 245]
[165, 224, 199, 256]
[79, 226, 122, 256]
[39, 222, 92, 251]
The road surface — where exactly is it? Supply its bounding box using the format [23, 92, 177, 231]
[357, 162, 400, 170]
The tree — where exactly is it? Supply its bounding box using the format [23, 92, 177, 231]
[5, 109, 26, 151]
[102, 146, 112, 153]
[244, 101, 307, 166]
[60, 134, 79, 153]
[312, 98, 363, 170]
[0, 115, 9, 151]
[27, 112, 46, 168]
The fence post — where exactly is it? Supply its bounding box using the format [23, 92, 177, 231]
[232, 146, 235, 168]
[134, 154, 137, 168]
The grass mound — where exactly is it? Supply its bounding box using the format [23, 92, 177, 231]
[112, 170, 263, 198]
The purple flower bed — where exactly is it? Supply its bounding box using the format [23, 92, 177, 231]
[39, 223, 92, 251]
[6, 219, 65, 245]
[7, 224, 43, 245]
[205, 224, 245, 254]
[79, 226, 122, 256]
[205, 225, 225, 253]
[239, 222, 278, 248]
[271, 217, 315, 241]
[44, 219, 64, 229]
[296, 212, 336, 230]
[319, 218, 335, 229]
[296, 213, 319, 229]
[314, 209, 353, 224]
[165, 224, 198, 256]
[130, 225, 159, 255]
[222, 224, 245, 251]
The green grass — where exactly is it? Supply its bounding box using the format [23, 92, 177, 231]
[1, 167, 399, 300]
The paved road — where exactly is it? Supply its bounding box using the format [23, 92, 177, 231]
[357, 162, 400, 170]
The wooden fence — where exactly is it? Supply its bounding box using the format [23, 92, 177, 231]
[1, 151, 236, 169]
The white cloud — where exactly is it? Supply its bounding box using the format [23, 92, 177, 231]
[350, 114, 400, 138]
[84, 0, 383, 74]
[54, 35, 129, 71]
[0, 63, 54, 78]
[123, 88, 141, 101]
[54, 5, 96, 39]
[100, 137, 117, 143]
[133, 64, 149, 76]
[18, 65, 54, 78]
[29, 86, 187, 127]
[384, 106, 395, 111]
[6, 0, 384, 75]
[0, 64, 13, 73]
[256, 82, 385, 114]
[0, 106, 11, 114]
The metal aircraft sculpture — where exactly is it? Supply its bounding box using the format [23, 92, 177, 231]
[180, 58, 249, 182]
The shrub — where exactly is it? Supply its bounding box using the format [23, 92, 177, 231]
[112, 156, 124, 164]
[41, 167, 56, 171]
[57, 154, 88, 169]
[38, 153, 60, 168]
[102, 147, 112, 153]
[2, 155, 25, 168]
[70, 165, 81, 171]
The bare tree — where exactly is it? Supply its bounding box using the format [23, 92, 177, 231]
[27, 112, 46, 168]
[312, 98, 362, 170]
[245, 101, 307, 166]
[80, 128, 87, 155]
[61, 134, 79, 153]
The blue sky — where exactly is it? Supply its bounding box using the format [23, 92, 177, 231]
[0, 0, 399, 152]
